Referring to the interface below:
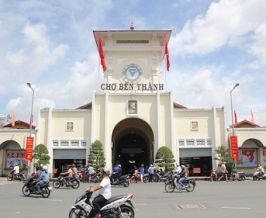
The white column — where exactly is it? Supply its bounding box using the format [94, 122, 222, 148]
[156, 91, 160, 157]
[47, 108, 53, 174]
[211, 107, 218, 169]
[104, 92, 111, 169]
[170, 93, 177, 162]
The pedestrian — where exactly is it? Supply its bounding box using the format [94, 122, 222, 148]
[148, 164, 155, 182]
[139, 164, 145, 182]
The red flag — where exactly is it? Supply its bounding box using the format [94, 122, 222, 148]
[11, 113, 16, 127]
[98, 39, 107, 72]
[165, 42, 170, 71]
[234, 110, 238, 125]
[251, 110, 255, 123]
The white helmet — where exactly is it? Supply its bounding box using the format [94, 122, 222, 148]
[42, 165, 48, 171]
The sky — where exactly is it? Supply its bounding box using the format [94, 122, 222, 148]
[1, 0, 266, 127]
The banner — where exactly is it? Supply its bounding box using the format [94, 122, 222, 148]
[25, 136, 34, 161]
[230, 135, 239, 160]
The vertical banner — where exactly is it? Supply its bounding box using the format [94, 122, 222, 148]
[230, 135, 239, 160]
[25, 136, 34, 161]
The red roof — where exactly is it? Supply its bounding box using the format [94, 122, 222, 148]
[3, 120, 35, 129]
[234, 120, 260, 128]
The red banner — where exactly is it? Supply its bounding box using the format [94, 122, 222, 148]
[230, 135, 239, 160]
[25, 136, 34, 161]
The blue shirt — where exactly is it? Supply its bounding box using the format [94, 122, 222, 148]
[37, 170, 49, 182]
[139, 167, 145, 174]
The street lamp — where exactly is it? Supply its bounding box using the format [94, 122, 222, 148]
[230, 83, 239, 135]
[27, 83, 34, 136]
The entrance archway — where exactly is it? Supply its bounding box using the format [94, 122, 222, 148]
[112, 118, 154, 174]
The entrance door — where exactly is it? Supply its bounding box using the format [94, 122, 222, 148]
[112, 118, 154, 174]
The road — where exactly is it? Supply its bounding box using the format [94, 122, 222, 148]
[0, 178, 266, 218]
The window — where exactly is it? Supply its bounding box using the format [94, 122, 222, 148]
[53, 140, 59, 147]
[60, 140, 69, 146]
[191, 121, 199, 131]
[196, 139, 205, 146]
[66, 122, 74, 132]
[71, 140, 79, 146]
[81, 140, 87, 147]
[186, 139, 195, 146]
[128, 100, 138, 114]
[207, 138, 212, 146]
[178, 139, 185, 146]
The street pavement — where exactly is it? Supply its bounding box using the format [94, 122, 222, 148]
[0, 178, 266, 218]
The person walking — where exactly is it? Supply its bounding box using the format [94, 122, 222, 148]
[148, 164, 155, 182]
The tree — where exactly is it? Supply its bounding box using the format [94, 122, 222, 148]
[33, 144, 50, 167]
[155, 146, 175, 172]
[88, 140, 106, 171]
[215, 145, 235, 173]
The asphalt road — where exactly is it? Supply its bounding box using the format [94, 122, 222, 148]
[0, 178, 266, 218]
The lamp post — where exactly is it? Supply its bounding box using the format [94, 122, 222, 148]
[27, 83, 34, 136]
[230, 83, 239, 135]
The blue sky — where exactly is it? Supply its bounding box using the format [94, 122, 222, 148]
[1, 0, 266, 126]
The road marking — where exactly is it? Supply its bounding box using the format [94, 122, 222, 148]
[221, 206, 251, 210]
[176, 203, 206, 209]
[39, 199, 63, 202]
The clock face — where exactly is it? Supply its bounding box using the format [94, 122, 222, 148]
[122, 64, 142, 82]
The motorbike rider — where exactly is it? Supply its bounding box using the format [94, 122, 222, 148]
[257, 164, 265, 177]
[61, 164, 74, 185]
[36, 165, 49, 193]
[173, 163, 186, 188]
[86, 167, 111, 218]
[111, 164, 122, 183]
[12, 164, 20, 180]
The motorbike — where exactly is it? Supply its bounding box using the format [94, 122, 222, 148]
[130, 171, 141, 183]
[253, 170, 266, 180]
[164, 173, 196, 193]
[210, 169, 218, 181]
[7, 170, 26, 181]
[22, 177, 51, 198]
[231, 169, 246, 181]
[143, 172, 163, 183]
[53, 176, 80, 189]
[69, 191, 135, 218]
[111, 174, 130, 187]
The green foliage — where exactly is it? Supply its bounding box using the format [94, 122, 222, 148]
[215, 145, 235, 172]
[88, 140, 106, 171]
[155, 146, 175, 172]
[33, 144, 50, 167]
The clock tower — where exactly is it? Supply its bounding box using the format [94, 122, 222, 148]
[93, 28, 171, 92]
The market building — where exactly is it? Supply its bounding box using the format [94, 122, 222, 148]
[1, 28, 266, 177]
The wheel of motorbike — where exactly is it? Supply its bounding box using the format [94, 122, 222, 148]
[7, 175, 12, 181]
[185, 180, 195, 192]
[143, 176, 149, 183]
[69, 207, 87, 218]
[41, 187, 51, 198]
[22, 185, 31, 196]
[53, 180, 61, 189]
[71, 180, 80, 189]
[123, 181, 130, 187]
[165, 183, 175, 192]
[20, 174, 26, 181]
[253, 176, 258, 181]
[120, 205, 135, 218]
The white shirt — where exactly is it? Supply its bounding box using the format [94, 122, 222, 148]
[14, 165, 19, 174]
[99, 176, 111, 200]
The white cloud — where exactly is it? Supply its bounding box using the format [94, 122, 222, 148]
[6, 22, 68, 75]
[171, 0, 266, 58]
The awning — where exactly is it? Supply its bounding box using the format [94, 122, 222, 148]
[53, 149, 86, 159]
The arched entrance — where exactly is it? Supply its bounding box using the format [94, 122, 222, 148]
[0, 140, 23, 176]
[112, 118, 154, 174]
[239, 138, 264, 168]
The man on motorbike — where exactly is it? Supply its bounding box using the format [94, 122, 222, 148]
[86, 167, 111, 218]
[61, 164, 74, 185]
[11, 164, 20, 180]
[173, 164, 186, 188]
[111, 164, 122, 183]
[257, 164, 265, 177]
[36, 165, 49, 193]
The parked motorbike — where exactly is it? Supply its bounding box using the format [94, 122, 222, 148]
[7, 170, 26, 181]
[22, 177, 51, 198]
[253, 170, 266, 180]
[69, 191, 135, 218]
[111, 174, 130, 187]
[53, 176, 80, 189]
[143, 172, 164, 183]
[210, 169, 218, 181]
[164, 173, 196, 192]
[231, 169, 246, 181]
